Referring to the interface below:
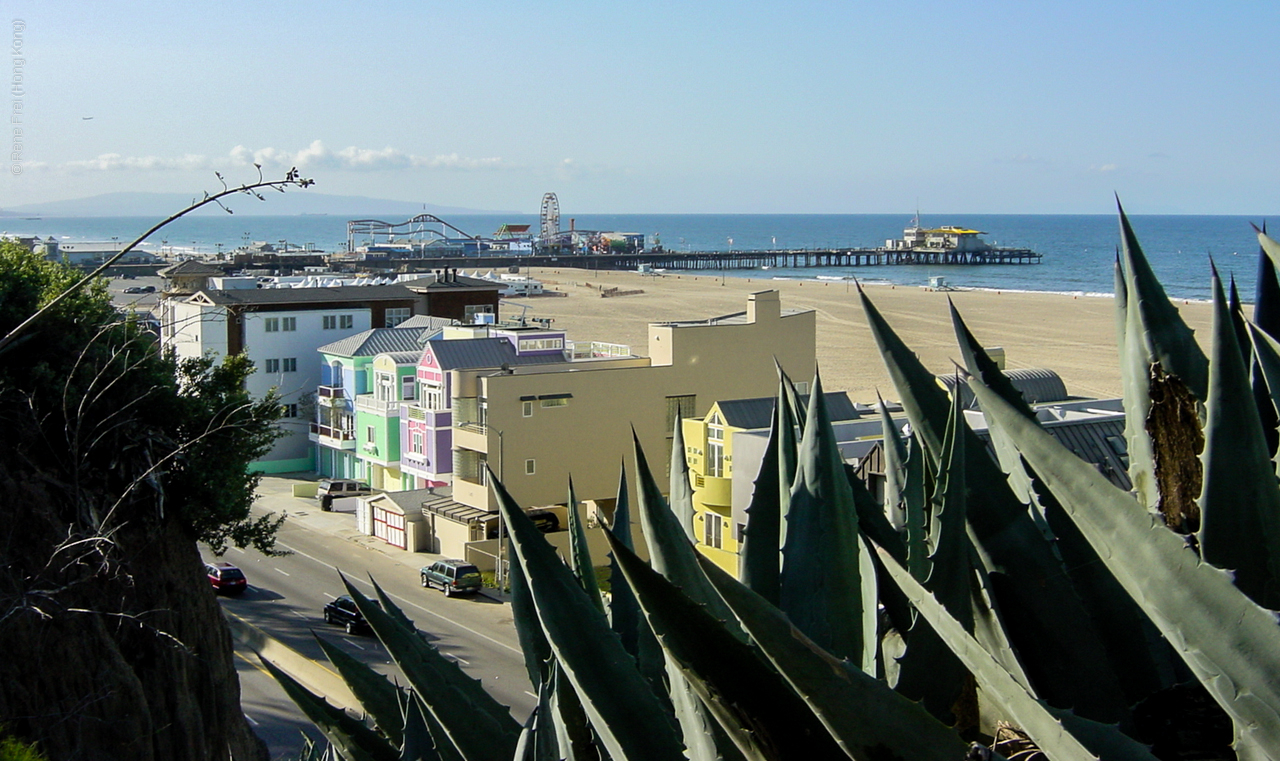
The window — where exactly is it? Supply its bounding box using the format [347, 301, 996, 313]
[708, 437, 725, 478]
[402, 375, 416, 401]
[282, 317, 296, 331]
[525, 459, 536, 475]
[375, 372, 395, 402]
[323, 315, 337, 330]
[412, 432, 423, 454]
[422, 383, 446, 411]
[703, 513, 723, 549]
[264, 317, 279, 332]
[281, 403, 298, 418]
[465, 304, 494, 322]
[540, 397, 568, 408]
[522, 401, 533, 417]
[340, 314, 353, 329]
[385, 307, 410, 327]
[282, 357, 297, 373]
[366, 425, 375, 444]
[264, 358, 280, 373]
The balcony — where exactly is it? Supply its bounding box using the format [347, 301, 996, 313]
[355, 394, 400, 415]
[309, 422, 356, 450]
[317, 386, 349, 407]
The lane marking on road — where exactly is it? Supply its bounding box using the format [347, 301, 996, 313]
[342, 638, 366, 650]
[448, 655, 470, 666]
[525, 691, 537, 699]
[232, 547, 246, 554]
[243, 714, 259, 727]
[292, 610, 309, 620]
[275, 568, 291, 576]
[274, 539, 521, 656]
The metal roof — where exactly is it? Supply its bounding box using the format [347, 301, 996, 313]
[713, 391, 860, 430]
[319, 326, 435, 357]
[429, 337, 568, 371]
[936, 368, 1069, 409]
[157, 260, 224, 277]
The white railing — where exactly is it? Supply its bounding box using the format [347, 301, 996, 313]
[355, 394, 400, 414]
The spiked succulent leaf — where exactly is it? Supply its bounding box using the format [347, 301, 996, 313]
[780, 371, 875, 668]
[1255, 226, 1280, 456]
[607, 530, 849, 760]
[547, 660, 598, 761]
[400, 696, 444, 761]
[566, 477, 605, 614]
[631, 430, 744, 638]
[891, 386, 972, 722]
[859, 285, 1129, 723]
[878, 393, 909, 529]
[669, 411, 697, 544]
[490, 471, 686, 761]
[903, 435, 930, 581]
[697, 552, 970, 760]
[739, 378, 798, 604]
[339, 575, 520, 761]
[260, 657, 400, 761]
[1197, 269, 1280, 609]
[509, 548, 552, 690]
[1246, 322, 1280, 471]
[878, 549, 1159, 761]
[952, 300, 1175, 702]
[314, 634, 408, 748]
[1116, 200, 1210, 401]
[969, 376, 1280, 758]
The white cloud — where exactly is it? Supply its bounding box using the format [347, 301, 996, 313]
[54, 141, 506, 173]
[1092, 163, 1119, 173]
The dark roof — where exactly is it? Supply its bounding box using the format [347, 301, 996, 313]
[714, 391, 860, 430]
[158, 260, 224, 277]
[319, 326, 434, 357]
[404, 273, 503, 292]
[193, 284, 417, 306]
[398, 315, 456, 331]
[429, 337, 567, 371]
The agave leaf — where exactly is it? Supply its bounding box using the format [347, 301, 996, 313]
[739, 377, 799, 604]
[509, 546, 552, 690]
[314, 634, 407, 748]
[1117, 203, 1207, 528]
[631, 430, 744, 637]
[260, 657, 400, 761]
[338, 575, 520, 761]
[697, 552, 970, 760]
[1197, 269, 1280, 609]
[566, 477, 605, 614]
[966, 544, 1033, 691]
[606, 530, 849, 760]
[400, 695, 444, 761]
[490, 470, 686, 761]
[859, 285, 1129, 722]
[878, 392, 909, 529]
[877, 548, 1159, 761]
[1229, 276, 1253, 368]
[1257, 225, 1280, 283]
[892, 386, 972, 722]
[952, 300, 1175, 702]
[969, 375, 1280, 758]
[903, 435, 930, 581]
[776, 358, 808, 436]
[1247, 323, 1280, 473]
[780, 370, 875, 668]
[369, 578, 418, 636]
[547, 660, 598, 761]
[1117, 200, 1210, 401]
[630, 431, 743, 758]
[1255, 225, 1280, 458]
[670, 409, 696, 543]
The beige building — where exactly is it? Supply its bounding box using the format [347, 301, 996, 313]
[447, 290, 815, 516]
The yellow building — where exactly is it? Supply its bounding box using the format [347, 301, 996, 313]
[683, 389, 861, 576]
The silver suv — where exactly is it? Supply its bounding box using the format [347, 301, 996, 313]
[316, 478, 372, 510]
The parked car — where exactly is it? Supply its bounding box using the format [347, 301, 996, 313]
[205, 562, 248, 595]
[487, 510, 560, 539]
[420, 559, 483, 597]
[123, 286, 146, 294]
[322, 594, 376, 635]
[316, 478, 372, 511]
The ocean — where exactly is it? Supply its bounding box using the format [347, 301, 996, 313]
[3, 212, 1272, 302]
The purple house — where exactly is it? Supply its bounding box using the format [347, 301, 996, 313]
[400, 326, 568, 489]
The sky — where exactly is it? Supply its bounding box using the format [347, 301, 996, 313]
[4, 1, 1279, 215]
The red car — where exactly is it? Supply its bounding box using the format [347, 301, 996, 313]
[205, 562, 248, 595]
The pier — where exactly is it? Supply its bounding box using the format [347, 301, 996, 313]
[328, 246, 1042, 274]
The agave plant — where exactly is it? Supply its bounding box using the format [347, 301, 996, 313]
[271, 207, 1280, 760]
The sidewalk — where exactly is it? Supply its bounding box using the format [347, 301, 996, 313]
[252, 473, 506, 601]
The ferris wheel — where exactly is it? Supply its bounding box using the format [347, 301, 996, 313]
[540, 193, 560, 239]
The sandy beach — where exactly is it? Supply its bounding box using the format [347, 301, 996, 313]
[514, 268, 1216, 404]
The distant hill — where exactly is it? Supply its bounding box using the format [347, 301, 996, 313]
[0, 192, 521, 217]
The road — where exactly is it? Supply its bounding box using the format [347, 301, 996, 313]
[215, 486, 536, 759]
